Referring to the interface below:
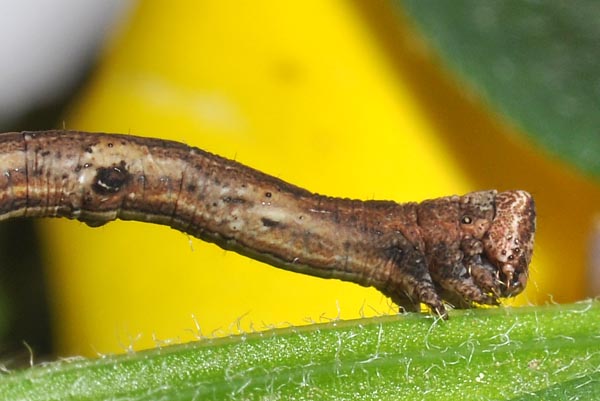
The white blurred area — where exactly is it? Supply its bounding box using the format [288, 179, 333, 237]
[0, 0, 134, 123]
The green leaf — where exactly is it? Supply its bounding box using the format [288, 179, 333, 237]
[1, 301, 599, 400]
[399, 0, 600, 177]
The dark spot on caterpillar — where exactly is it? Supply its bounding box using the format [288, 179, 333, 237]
[107, 143, 113, 148]
[265, 192, 272, 198]
[92, 161, 130, 194]
[187, 184, 197, 192]
[85, 146, 93, 153]
[261, 217, 280, 227]
[461, 216, 472, 224]
[383, 245, 404, 264]
[41, 150, 50, 157]
[222, 196, 245, 204]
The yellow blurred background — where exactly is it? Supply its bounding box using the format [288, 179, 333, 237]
[38, 1, 600, 356]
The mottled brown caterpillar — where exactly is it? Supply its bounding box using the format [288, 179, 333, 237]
[0, 130, 536, 317]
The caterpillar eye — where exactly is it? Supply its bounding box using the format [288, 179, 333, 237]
[461, 216, 472, 224]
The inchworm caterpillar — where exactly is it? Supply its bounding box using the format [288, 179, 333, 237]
[0, 131, 536, 317]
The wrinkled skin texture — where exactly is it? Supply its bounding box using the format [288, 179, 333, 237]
[0, 131, 536, 318]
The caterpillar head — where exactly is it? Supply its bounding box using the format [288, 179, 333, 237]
[483, 190, 536, 297]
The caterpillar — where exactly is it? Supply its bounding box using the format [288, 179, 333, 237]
[0, 130, 536, 317]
